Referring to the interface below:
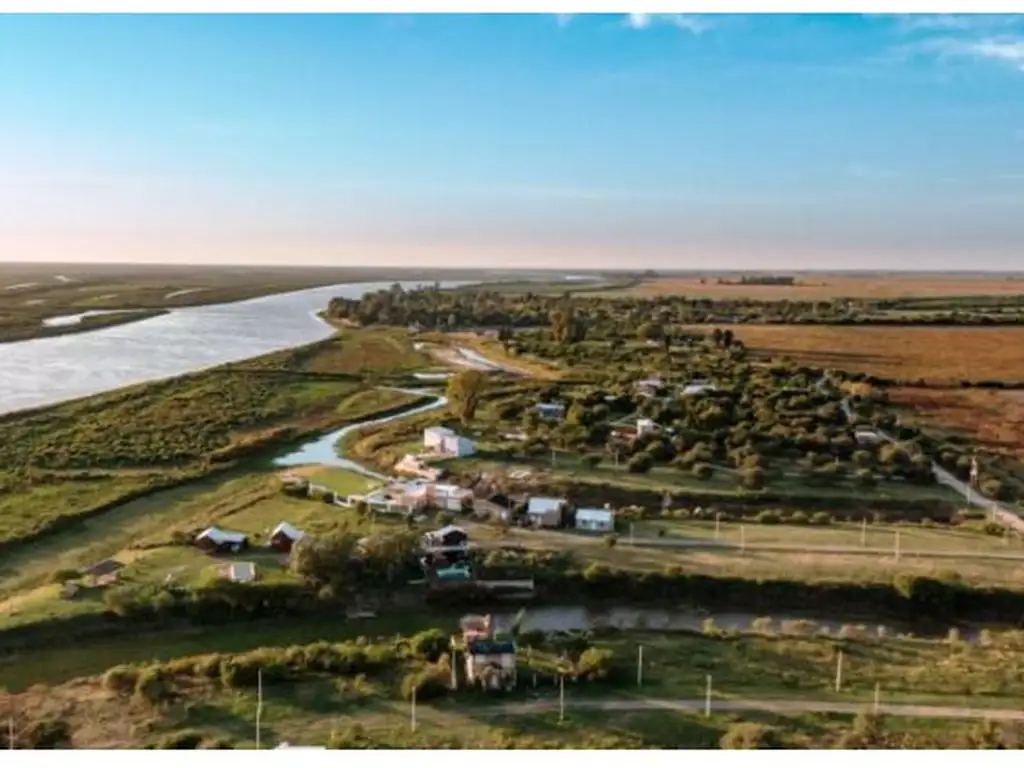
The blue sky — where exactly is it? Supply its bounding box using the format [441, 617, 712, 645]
[2, 13, 1023, 269]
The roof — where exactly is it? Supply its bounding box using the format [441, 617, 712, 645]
[467, 639, 517, 655]
[431, 525, 468, 539]
[424, 426, 456, 438]
[271, 522, 305, 542]
[228, 562, 257, 582]
[84, 559, 123, 577]
[196, 527, 248, 545]
[682, 383, 716, 395]
[527, 497, 565, 515]
[576, 508, 615, 524]
[535, 402, 565, 410]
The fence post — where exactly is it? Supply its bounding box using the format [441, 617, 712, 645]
[705, 674, 712, 717]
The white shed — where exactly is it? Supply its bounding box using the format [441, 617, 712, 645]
[575, 508, 616, 533]
[424, 426, 456, 450]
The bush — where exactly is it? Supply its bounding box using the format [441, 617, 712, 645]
[134, 666, 173, 703]
[51, 568, 80, 583]
[16, 719, 73, 749]
[855, 468, 876, 487]
[720, 722, 782, 749]
[410, 628, 449, 662]
[740, 468, 765, 491]
[575, 647, 614, 681]
[786, 511, 809, 525]
[400, 669, 450, 700]
[755, 511, 780, 525]
[810, 512, 832, 526]
[155, 730, 205, 749]
[627, 453, 654, 474]
[581, 454, 601, 469]
[692, 463, 714, 480]
[103, 664, 141, 695]
[605, 534, 618, 548]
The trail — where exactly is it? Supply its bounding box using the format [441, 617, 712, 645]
[472, 695, 1024, 722]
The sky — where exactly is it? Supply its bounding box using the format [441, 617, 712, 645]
[2, 13, 1024, 270]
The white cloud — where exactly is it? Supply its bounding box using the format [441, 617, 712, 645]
[624, 14, 711, 34]
[896, 35, 1024, 72]
[891, 14, 1023, 34]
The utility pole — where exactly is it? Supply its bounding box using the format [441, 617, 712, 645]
[740, 524, 746, 554]
[894, 531, 901, 562]
[873, 682, 881, 714]
[715, 513, 721, 540]
[559, 675, 565, 723]
[629, 522, 635, 546]
[861, 517, 867, 547]
[411, 685, 417, 732]
[834, 650, 844, 692]
[637, 645, 644, 687]
[704, 674, 712, 717]
[255, 669, 263, 750]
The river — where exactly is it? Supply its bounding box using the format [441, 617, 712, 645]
[0, 280, 459, 416]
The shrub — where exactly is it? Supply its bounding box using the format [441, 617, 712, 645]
[605, 534, 618, 548]
[103, 665, 141, 695]
[755, 510, 780, 525]
[981, 478, 1004, 500]
[810, 512, 832, 526]
[400, 669, 450, 701]
[720, 723, 781, 749]
[410, 629, 449, 662]
[786, 511, 809, 526]
[627, 453, 654, 474]
[855, 468, 876, 487]
[575, 647, 615, 681]
[15, 719, 73, 749]
[692, 463, 714, 480]
[155, 730, 205, 749]
[51, 568, 80, 583]
[740, 468, 765, 491]
[134, 666, 173, 703]
[581, 454, 601, 469]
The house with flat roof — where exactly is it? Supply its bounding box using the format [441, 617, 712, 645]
[575, 507, 616, 533]
[526, 496, 566, 528]
[533, 402, 565, 420]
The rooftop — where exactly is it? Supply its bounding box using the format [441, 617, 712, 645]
[271, 521, 305, 542]
[197, 527, 248, 545]
[527, 497, 565, 514]
[576, 508, 615, 524]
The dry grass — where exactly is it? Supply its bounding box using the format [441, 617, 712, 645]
[890, 389, 1024, 462]
[686, 324, 1024, 383]
[618, 275, 1024, 300]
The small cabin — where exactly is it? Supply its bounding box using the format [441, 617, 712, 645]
[270, 522, 306, 553]
[195, 527, 249, 554]
[526, 497, 566, 528]
[575, 507, 616, 533]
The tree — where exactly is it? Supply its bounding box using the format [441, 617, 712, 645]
[446, 370, 487, 426]
[720, 722, 781, 749]
[740, 467, 765, 490]
[290, 530, 360, 588]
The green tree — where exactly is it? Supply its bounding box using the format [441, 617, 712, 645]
[446, 369, 487, 426]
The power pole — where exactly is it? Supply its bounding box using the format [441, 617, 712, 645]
[629, 522, 635, 546]
[894, 531, 901, 562]
[704, 674, 712, 717]
[636, 645, 644, 687]
[834, 650, 844, 692]
[861, 517, 867, 547]
[411, 685, 417, 732]
[873, 682, 881, 715]
[559, 675, 565, 723]
[255, 669, 263, 750]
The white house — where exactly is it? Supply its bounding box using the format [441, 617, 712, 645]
[220, 561, 257, 583]
[855, 428, 881, 445]
[635, 377, 664, 393]
[424, 426, 476, 457]
[424, 426, 456, 450]
[682, 380, 717, 396]
[534, 403, 565, 420]
[637, 418, 659, 435]
[526, 497, 565, 528]
[395, 454, 443, 481]
[575, 507, 616, 533]
[195, 527, 249, 554]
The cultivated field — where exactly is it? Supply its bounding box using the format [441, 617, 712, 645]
[692, 324, 1024, 383]
[617, 274, 1024, 300]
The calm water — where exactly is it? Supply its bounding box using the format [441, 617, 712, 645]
[272, 390, 448, 475]
[0, 281, 456, 416]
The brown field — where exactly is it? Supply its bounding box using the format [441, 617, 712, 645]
[890, 388, 1024, 462]
[690, 324, 1024, 383]
[618, 275, 1024, 300]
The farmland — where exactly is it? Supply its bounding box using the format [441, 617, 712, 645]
[614, 273, 1024, 301]
[695, 324, 1024, 384]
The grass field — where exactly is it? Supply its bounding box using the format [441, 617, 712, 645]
[685, 323, 1024, 383]
[8, 626, 1024, 747]
[614, 274, 1024, 300]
